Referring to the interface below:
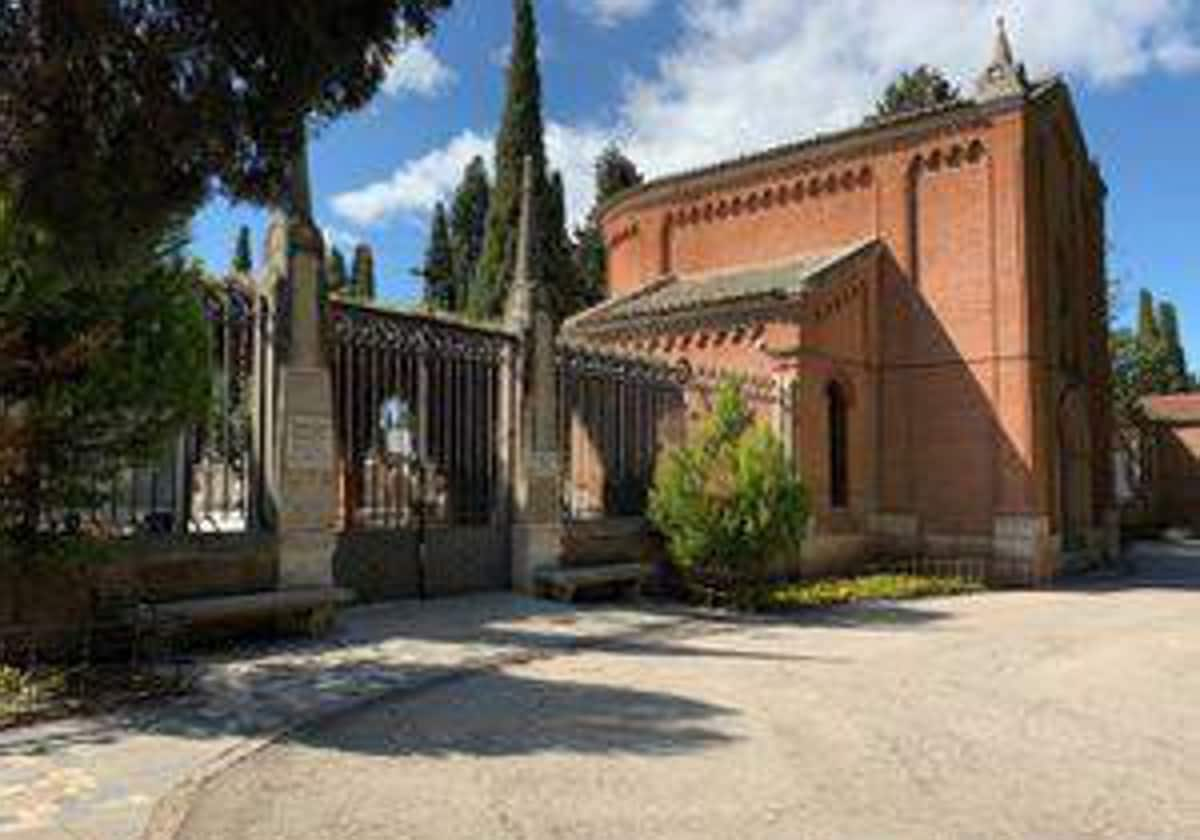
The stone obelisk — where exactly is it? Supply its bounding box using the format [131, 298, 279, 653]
[507, 156, 564, 592]
[262, 125, 339, 588]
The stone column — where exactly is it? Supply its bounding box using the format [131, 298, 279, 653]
[508, 156, 564, 593]
[262, 128, 340, 589]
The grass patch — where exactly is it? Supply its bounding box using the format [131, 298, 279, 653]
[762, 574, 984, 611]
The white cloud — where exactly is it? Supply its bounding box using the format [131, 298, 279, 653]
[574, 0, 658, 27]
[338, 0, 1199, 232]
[330, 131, 492, 226]
[321, 224, 360, 252]
[382, 40, 456, 98]
[607, 0, 1200, 182]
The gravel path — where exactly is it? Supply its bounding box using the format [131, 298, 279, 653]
[175, 543, 1200, 840]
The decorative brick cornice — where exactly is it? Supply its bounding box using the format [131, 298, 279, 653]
[600, 89, 1046, 226]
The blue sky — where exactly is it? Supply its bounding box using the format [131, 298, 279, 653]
[190, 0, 1200, 363]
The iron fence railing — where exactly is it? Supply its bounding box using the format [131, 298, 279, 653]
[330, 302, 514, 529]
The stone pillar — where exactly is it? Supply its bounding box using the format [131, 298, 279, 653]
[262, 128, 339, 589]
[508, 156, 563, 593]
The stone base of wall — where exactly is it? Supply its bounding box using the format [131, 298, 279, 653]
[797, 535, 874, 579]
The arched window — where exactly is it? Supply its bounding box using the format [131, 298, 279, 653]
[827, 381, 849, 509]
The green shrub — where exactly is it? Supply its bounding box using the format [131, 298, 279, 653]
[649, 379, 808, 608]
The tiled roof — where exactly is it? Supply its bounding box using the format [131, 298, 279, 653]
[1141, 394, 1200, 425]
[566, 240, 877, 335]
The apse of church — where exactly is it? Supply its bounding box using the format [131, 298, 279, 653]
[566, 22, 1116, 582]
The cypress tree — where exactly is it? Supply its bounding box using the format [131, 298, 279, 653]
[422, 203, 456, 310]
[1137, 289, 1161, 345]
[351, 244, 376, 301]
[1158, 301, 1190, 392]
[543, 170, 584, 319]
[449, 156, 491, 312]
[327, 246, 349, 294]
[472, 0, 548, 319]
[232, 225, 253, 274]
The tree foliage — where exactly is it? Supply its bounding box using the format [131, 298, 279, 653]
[0, 195, 210, 542]
[0, 1, 452, 261]
[874, 66, 961, 119]
[473, 0, 548, 319]
[574, 145, 644, 307]
[1112, 288, 1193, 434]
[595, 145, 645, 204]
[350, 244, 377, 301]
[543, 170, 584, 319]
[1158, 301, 1191, 392]
[422, 204, 456, 310]
[1137, 289, 1162, 345]
[448, 156, 490, 311]
[649, 380, 808, 608]
[232, 226, 253, 275]
[327, 246, 349, 295]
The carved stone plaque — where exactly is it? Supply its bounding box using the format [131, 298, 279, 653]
[288, 416, 335, 470]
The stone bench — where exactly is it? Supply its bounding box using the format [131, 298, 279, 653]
[535, 564, 646, 603]
[146, 587, 355, 638]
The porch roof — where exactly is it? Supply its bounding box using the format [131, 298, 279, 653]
[565, 239, 877, 336]
[1141, 394, 1200, 425]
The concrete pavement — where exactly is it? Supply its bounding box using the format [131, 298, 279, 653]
[173, 543, 1200, 840]
[0, 594, 694, 839]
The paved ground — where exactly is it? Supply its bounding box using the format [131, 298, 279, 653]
[0, 595, 690, 839]
[174, 543, 1200, 840]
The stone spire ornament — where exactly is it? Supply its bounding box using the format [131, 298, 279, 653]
[975, 15, 1028, 101]
[287, 123, 315, 223]
[505, 155, 536, 334]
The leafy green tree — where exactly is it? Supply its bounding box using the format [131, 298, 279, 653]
[232, 226, 253, 274]
[1158, 302, 1191, 392]
[649, 379, 808, 609]
[449, 156, 490, 311]
[575, 145, 644, 307]
[351, 244, 377, 301]
[595, 145, 645, 204]
[327, 247, 349, 295]
[422, 204, 456, 310]
[473, 0, 549, 318]
[873, 65, 961, 119]
[0, 1, 452, 261]
[0, 195, 210, 542]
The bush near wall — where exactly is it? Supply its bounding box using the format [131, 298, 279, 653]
[649, 379, 808, 608]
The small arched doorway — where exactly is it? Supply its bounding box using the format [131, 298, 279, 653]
[827, 380, 849, 510]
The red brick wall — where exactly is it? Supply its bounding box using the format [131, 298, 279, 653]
[599, 93, 1107, 548]
[1151, 424, 1200, 530]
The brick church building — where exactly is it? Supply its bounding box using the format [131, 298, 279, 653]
[566, 23, 1115, 582]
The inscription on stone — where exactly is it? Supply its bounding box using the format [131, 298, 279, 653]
[288, 416, 335, 470]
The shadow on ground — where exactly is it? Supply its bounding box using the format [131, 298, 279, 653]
[290, 664, 742, 759]
[0, 579, 960, 761]
[1057, 541, 1200, 594]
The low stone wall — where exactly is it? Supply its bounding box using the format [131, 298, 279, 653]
[0, 535, 278, 660]
[95, 535, 278, 603]
[333, 525, 509, 602]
